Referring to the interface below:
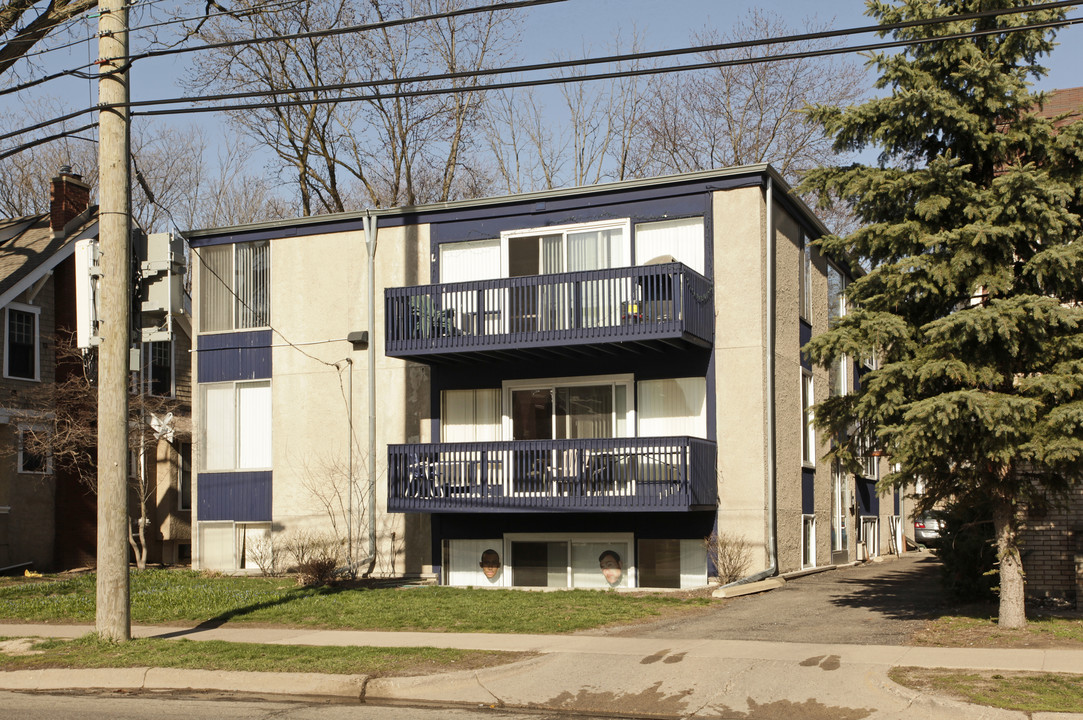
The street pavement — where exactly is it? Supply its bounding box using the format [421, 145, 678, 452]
[2, 553, 1082, 720]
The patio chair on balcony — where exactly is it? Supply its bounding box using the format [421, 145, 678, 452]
[405, 453, 443, 498]
[409, 296, 461, 340]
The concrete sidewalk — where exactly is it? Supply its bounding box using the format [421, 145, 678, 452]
[1, 623, 1081, 719]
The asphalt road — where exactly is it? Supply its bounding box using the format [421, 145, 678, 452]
[601, 553, 947, 645]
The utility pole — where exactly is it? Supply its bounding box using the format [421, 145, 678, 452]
[96, 0, 131, 642]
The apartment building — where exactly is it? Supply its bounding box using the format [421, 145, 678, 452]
[187, 165, 903, 586]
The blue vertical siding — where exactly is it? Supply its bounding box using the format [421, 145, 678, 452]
[198, 330, 272, 382]
[197, 471, 272, 522]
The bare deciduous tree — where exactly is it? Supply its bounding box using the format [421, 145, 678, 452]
[186, 0, 516, 214]
[637, 10, 866, 182]
[0, 0, 97, 77]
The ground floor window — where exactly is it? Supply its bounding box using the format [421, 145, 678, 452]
[802, 515, 816, 569]
[197, 521, 271, 571]
[446, 534, 707, 589]
[831, 463, 847, 553]
[859, 516, 879, 559]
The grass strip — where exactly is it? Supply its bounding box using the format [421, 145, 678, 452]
[0, 635, 529, 677]
[890, 667, 1083, 713]
[912, 613, 1083, 648]
[0, 570, 709, 633]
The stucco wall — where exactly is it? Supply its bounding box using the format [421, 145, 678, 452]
[712, 186, 769, 567]
[265, 222, 431, 576]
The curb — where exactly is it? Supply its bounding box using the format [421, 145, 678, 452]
[0, 667, 370, 699]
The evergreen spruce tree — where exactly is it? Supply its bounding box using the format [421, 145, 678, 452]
[801, 0, 1083, 628]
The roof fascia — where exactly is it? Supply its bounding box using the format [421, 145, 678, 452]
[0, 220, 98, 309]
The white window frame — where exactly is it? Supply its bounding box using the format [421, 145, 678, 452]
[198, 240, 271, 335]
[858, 434, 879, 480]
[199, 380, 272, 472]
[502, 374, 635, 440]
[831, 462, 847, 553]
[801, 369, 815, 467]
[499, 219, 631, 277]
[196, 520, 271, 572]
[4, 303, 41, 381]
[17, 425, 51, 475]
[801, 514, 816, 569]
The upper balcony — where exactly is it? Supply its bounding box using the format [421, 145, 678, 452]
[387, 436, 717, 514]
[385, 262, 713, 363]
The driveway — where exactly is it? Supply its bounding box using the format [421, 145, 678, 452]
[600, 552, 947, 645]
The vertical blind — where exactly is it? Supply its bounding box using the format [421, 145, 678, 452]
[442, 389, 501, 442]
[235, 240, 270, 329]
[238, 381, 272, 469]
[199, 244, 233, 332]
[634, 217, 705, 275]
[637, 377, 707, 438]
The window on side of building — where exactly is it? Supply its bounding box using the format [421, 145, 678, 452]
[200, 380, 272, 471]
[634, 217, 705, 275]
[145, 340, 174, 397]
[799, 235, 813, 323]
[827, 264, 849, 397]
[17, 427, 50, 474]
[801, 514, 816, 569]
[801, 370, 815, 467]
[5, 304, 40, 381]
[199, 240, 270, 333]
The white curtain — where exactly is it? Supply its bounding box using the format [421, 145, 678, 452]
[199, 245, 233, 332]
[198, 522, 235, 570]
[440, 239, 501, 282]
[637, 377, 707, 438]
[442, 389, 501, 442]
[202, 384, 236, 470]
[635, 218, 705, 275]
[238, 381, 272, 469]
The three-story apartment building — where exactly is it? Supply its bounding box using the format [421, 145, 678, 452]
[188, 165, 902, 586]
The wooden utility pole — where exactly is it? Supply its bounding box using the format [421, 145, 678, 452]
[96, 0, 131, 642]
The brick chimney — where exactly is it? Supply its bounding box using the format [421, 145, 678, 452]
[50, 165, 91, 232]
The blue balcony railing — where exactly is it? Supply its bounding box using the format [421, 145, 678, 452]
[385, 263, 713, 359]
[387, 437, 716, 513]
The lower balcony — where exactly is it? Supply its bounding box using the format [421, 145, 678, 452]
[387, 437, 716, 513]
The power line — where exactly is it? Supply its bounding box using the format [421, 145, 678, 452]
[0, 122, 98, 161]
[2, 6, 1079, 153]
[128, 15, 1083, 118]
[111, 2, 1083, 113]
[0, 0, 558, 99]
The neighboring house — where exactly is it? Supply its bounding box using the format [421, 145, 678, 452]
[1018, 87, 1083, 607]
[0, 168, 192, 571]
[186, 165, 906, 586]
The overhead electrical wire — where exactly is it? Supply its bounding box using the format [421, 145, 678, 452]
[129, 15, 1083, 117]
[1, 3, 1080, 154]
[0, 0, 568, 98]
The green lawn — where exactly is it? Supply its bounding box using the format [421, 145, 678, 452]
[0, 570, 710, 633]
[0, 635, 525, 676]
[890, 667, 1083, 713]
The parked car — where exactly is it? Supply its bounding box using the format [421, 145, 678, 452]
[913, 514, 942, 547]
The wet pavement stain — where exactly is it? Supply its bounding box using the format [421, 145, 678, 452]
[640, 649, 670, 664]
[713, 697, 873, 719]
[540, 680, 692, 716]
[662, 651, 686, 664]
[798, 654, 841, 671]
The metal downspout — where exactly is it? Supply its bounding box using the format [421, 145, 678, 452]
[363, 213, 379, 573]
[724, 176, 779, 586]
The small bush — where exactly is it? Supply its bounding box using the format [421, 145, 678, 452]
[705, 530, 752, 584]
[936, 499, 998, 603]
[295, 534, 342, 586]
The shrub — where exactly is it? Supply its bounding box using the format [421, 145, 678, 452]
[705, 530, 751, 584]
[248, 533, 284, 577]
[295, 533, 343, 586]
